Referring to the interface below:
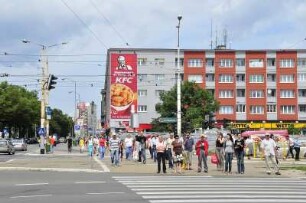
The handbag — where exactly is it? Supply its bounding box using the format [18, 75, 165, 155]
[211, 153, 219, 164]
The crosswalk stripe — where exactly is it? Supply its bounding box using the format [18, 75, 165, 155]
[150, 200, 306, 203]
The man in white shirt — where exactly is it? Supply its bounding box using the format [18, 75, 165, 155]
[124, 134, 134, 160]
[260, 133, 281, 175]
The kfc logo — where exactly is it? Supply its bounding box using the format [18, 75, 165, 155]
[116, 55, 132, 71]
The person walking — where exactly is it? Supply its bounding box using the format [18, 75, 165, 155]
[293, 136, 301, 161]
[109, 133, 121, 166]
[87, 136, 94, 157]
[67, 136, 72, 153]
[156, 136, 167, 174]
[286, 136, 294, 159]
[196, 134, 209, 173]
[79, 137, 85, 153]
[172, 135, 183, 174]
[99, 135, 106, 160]
[184, 133, 194, 170]
[261, 133, 281, 175]
[150, 135, 158, 162]
[124, 134, 134, 160]
[215, 133, 225, 171]
[234, 134, 245, 174]
[136, 131, 147, 164]
[224, 134, 234, 174]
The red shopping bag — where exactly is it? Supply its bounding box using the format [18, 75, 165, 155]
[211, 153, 219, 164]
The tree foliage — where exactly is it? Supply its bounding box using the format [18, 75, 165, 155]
[0, 82, 40, 137]
[49, 108, 73, 138]
[155, 81, 219, 133]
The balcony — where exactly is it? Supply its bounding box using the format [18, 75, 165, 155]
[267, 97, 277, 103]
[267, 82, 276, 88]
[236, 112, 246, 120]
[236, 66, 245, 73]
[267, 65, 276, 73]
[298, 112, 306, 120]
[236, 81, 246, 88]
[267, 113, 277, 121]
[205, 81, 215, 88]
[236, 97, 246, 104]
[206, 66, 215, 73]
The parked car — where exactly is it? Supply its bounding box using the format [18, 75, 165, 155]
[0, 139, 15, 155]
[58, 137, 67, 143]
[26, 137, 39, 144]
[11, 139, 27, 151]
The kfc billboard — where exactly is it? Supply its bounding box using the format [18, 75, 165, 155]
[110, 54, 137, 119]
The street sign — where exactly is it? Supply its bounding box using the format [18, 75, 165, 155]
[38, 128, 45, 136]
[74, 125, 80, 131]
[159, 117, 177, 123]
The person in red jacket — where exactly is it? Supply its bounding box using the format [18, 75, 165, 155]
[196, 134, 209, 173]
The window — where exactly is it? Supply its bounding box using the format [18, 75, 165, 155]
[280, 90, 295, 98]
[154, 58, 165, 65]
[138, 90, 147, 97]
[237, 89, 245, 97]
[298, 73, 306, 82]
[267, 58, 276, 66]
[299, 105, 306, 113]
[206, 58, 214, 67]
[220, 59, 233, 67]
[236, 74, 245, 82]
[219, 90, 233, 98]
[219, 74, 233, 83]
[267, 105, 276, 113]
[219, 106, 233, 114]
[155, 90, 164, 97]
[250, 106, 264, 114]
[138, 105, 147, 112]
[281, 105, 295, 114]
[188, 59, 203, 68]
[236, 58, 245, 66]
[155, 74, 165, 81]
[249, 59, 264, 67]
[280, 59, 295, 68]
[249, 75, 264, 83]
[250, 90, 264, 98]
[137, 58, 147, 66]
[298, 58, 306, 66]
[236, 104, 246, 113]
[138, 74, 147, 82]
[175, 58, 184, 67]
[206, 74, 215, 82]
[267, 89, 276, 97]
[188, 75, 203, 83]
[267, 74, 276, 82]
[280, 75, 294, 83]
[298, 89, 306, 97]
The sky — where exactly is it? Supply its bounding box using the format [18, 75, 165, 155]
[1, 0, 306, 119]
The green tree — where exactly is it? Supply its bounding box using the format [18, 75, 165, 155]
[0, 82, 40, 137]
[288, 124, 300, 135]
[49, 108, 73, 138]
[155, 81, 219, 133]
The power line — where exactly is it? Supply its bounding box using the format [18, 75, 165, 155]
[60, 0, 108, 49]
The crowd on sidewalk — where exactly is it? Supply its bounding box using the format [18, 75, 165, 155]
[72, 131, 304, 175]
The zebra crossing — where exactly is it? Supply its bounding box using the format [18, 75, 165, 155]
[113, 176, 306, 203]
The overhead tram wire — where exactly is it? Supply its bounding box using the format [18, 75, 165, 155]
[61, 0, 108, 49]
[89, 0, 130, 47]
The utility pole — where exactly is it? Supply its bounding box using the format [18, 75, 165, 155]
[176, 15, 182, 137]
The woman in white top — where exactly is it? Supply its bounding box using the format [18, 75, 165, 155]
[156, 136, 167, 174]
[224, 134, 234, 174]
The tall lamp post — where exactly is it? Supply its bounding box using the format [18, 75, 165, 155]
[176, 15, 182, 137]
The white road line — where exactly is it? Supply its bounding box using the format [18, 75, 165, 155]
[86, 192, 125, 195]
[132, 187, 303, 191]
[128, 185, 306, 188]
[5, 159, 14, 163]
[94, 156, 110, 172]
[113, 176, 212, 179]
[121, 182, 306, 185]
[149, 200, 306, 203]
[15, 183, 49, 186]
[75, 181, 106, 184]
[139, 191, 306, 195]
[10, 194, 52, 199]
[144, 195, 306, 199]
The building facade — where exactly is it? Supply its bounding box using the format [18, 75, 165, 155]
[103, 48, 306, 132]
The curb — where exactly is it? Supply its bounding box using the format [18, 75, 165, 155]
[0, 167, 105, 173]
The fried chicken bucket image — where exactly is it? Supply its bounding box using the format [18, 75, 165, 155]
[110, 83, 134, 111]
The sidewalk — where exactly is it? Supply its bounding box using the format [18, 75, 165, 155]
[0, 144, 305, 178]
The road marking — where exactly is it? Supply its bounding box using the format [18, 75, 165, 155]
[75, 181, 106, 184]
[10, 194, 52, 199]
[140, 191, 306, 195]
[149, 200, 306, 203]
[86, 192, 125, 195]
[94, 156, 110, 172]
[5, 159, 14, 163]
[15, 183, 49, 186]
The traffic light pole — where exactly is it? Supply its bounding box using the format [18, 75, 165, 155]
[40, 46, 48, 153]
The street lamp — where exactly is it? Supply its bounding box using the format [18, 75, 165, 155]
[176, 15, 182, 137]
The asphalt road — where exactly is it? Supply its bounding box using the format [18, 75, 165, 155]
[0, 171, 142, 203]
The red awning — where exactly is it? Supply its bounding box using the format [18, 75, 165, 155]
[138, 123, 152, 130]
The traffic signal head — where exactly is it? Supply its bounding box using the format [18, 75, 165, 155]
[47, 74, 58, 90]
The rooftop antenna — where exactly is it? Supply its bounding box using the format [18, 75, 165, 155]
[210, 19, 213, 49]
[223, 28, 228, 49]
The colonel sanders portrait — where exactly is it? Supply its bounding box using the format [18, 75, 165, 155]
[116, 55, 132, 71]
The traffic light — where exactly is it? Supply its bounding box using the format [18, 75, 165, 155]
[47, 74, 58, 90]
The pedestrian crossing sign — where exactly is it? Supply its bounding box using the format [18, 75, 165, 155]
[38, 128, 45, 136]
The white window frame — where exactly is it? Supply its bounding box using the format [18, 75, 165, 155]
[236, 104, 246, 113]
[281, 105, 295, 114]
[188, 75, 203, 83]
[267, 105, 277, 113]
[206, 58, 214, 67]
[280, 90, 295, 98]
[219, 106, 233, 114]
[280, 59, 295, 68]
[250, 90, 264, 98]
[298, 73, 306, 82]
[155, 74, 165, 81]
[138, 89, 147, 97]
[138, 105, 147, 112]
[219, 90, 234, 98]
[250, 106, 264, 114]
[154, 58, 165, 65]
[298, 58, 306, 66]
[299, 105, 306, 113]
[236, 58, 245, 67]
[249, 75, 264, 83]
[137, 58, 147, 66]
[249, 59, 264, 68]
[219, 74, 233, 83]
[188, 59, 203, 68]
[220, 59, 233, 67]
[138, 74, 148, 82]
[280, 75, 294, 83]
[206, 74, 215, 82]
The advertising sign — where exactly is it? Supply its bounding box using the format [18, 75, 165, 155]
[110, 54, 137, 119]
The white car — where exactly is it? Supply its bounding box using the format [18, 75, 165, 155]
[11, 139, 27, 151]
